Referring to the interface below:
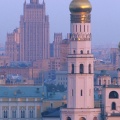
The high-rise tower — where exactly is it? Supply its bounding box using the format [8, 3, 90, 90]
[20, 0, 49, 62]
[61, 0, 100, 119]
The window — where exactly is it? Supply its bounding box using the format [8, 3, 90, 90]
[104, 80, 106, 85]
[111, 102, 116, 110]
[67, 117, 71, 120]
[71, 64, 74, 74]
[29, 110, 34, 118]
[21, 110, 25, 118]
[99, 79, 101, 85]
[72, 89, 73, 96]
[109, 91, 119, 99]
[80, 25, 81, 32]
[84, 25, 85, 32]
[80, 64, 84, 74]
[12, 110, 16, 118]
[3, 110, 8, 118]
[81, 90, 83, 96]
[76, 25, 77, 32]
[88, 64, 91, 74]
[51, 103, 53, 108]
[87, 50, 89, 54]
[80, 50, 83, 54]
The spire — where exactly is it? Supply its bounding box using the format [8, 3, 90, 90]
[43, 0, 45, 6]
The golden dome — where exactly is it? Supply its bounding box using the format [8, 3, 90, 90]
[69, 0, 92, 13]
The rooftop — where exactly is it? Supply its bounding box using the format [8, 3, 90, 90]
[0, 85, 46, 98]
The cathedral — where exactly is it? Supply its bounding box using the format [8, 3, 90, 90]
[60, 0, 120, 120]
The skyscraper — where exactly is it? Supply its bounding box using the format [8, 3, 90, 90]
[61, 0, 100, 119]
[20, 0, 49, 62]
[6, 28, 20, 61]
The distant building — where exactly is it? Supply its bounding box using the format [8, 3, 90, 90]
[0, 66, 40, 81]
[5, 28, 20, 61]
[0, 56, 10, 67]
[53, 33, 62, 58]
[55, 71, 67, 88]
[20, 0, 49, 61]
[0, 85, 46, 119]
[110, 48, 119, 66]
[59, 39, 70, 70]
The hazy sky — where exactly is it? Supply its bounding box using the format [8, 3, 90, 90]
[0, 0, 120, 46]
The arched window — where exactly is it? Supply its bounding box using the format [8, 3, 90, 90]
[80, 50, 83, 54]
[93, 117, 97, 120]
[80, 64, 84, 74]
[80, 117, 86, 120]
[87, 50, 89, 54]
[67, 117, 71, 120]
[111, 102, 116, 110]
[109, 91, 119, 99]
[71, 64, 74, 74]
[88, 64, 91, 74]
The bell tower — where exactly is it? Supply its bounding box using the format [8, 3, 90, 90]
[61, 0, 100, 120]
[67, 0, 94, 109]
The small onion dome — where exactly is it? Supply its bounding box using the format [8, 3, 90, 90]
[69, 0, 92, 13]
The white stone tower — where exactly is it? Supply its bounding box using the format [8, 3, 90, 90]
[61, 0, 100, 120]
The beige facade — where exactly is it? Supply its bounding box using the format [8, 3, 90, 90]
[33, 59, 49, 71]
[59, 39, 70, 70]
[5, 28, 20, 61]
[0, 56, 10, 66]
[53, 33, 62, 58]
[0, 67, 40, 80]
[48, 58, 61, 71]
[20, 0, 49, 62]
